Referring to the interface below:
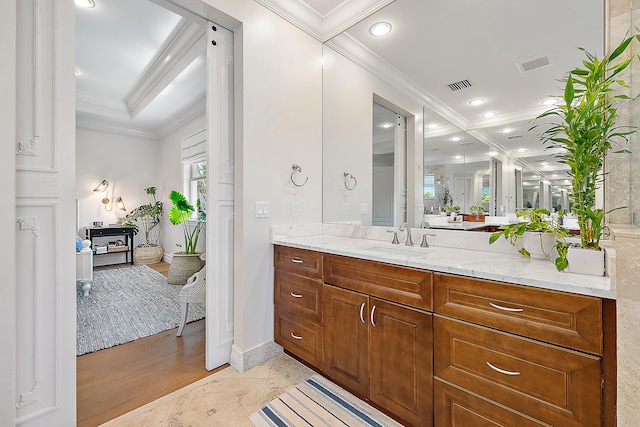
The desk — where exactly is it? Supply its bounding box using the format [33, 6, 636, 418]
[85, 226, 135, 266]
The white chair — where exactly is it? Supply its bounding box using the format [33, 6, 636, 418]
[177, 253, 206, 336]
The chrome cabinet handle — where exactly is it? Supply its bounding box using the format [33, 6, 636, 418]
[291, 257, 304, 263]
[290, 332, 302, 340]
[486, 361, 520, 376]
[370, 305, 377, 327]
[359, 302, 366, 323]
[290, 292, 302, 298]
[489, 302, 524, 312]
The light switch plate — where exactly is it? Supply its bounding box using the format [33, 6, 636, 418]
[255, 202, 269, 218]
[360, 203, 368, 215]
[292, 201, 299, 216]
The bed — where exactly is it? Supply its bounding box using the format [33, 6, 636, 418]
[76, 238, 93, 296]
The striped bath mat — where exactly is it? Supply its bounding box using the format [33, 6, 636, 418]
[249, 374, 403, 427]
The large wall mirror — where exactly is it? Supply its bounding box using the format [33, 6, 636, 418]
[322, 0, 604, 227]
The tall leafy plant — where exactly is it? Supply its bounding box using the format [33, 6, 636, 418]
[168, 190, 205, 254]
[118, 186, 163, 246]
[533, 34, 640, 250]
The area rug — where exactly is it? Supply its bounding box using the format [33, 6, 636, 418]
[76, 265, 205, 356]
[249, 374, 403, 427]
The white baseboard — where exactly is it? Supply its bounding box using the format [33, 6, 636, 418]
[230, 341, 282, 373]
[162, 252, 173, 263]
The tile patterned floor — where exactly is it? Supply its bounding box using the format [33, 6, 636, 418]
[100, 353, 315, 427]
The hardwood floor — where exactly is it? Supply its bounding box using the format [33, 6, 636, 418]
[77, 261, 220, 427]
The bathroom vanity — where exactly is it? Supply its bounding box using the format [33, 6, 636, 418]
[272, 225, 615, 427]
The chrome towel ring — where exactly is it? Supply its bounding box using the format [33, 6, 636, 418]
[291, 164, 308, 187]
[344, 172, 357, 190]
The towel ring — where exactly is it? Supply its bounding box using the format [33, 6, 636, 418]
[290, 164, 308, 187]
[344, 172, 357, 190]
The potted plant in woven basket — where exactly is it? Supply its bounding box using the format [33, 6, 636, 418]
[531, 34, 640, 275]
[167, 190, 206, 285]
[118, 186, 164, 265]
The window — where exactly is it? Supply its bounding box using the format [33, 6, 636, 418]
[423, 174, 435, 199]
[184, 160, 206, 218]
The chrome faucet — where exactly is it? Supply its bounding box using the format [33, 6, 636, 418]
[398, 222, 414, 246]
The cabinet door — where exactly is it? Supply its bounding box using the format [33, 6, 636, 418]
[323, 284, 369, 396]
[370, 298, 433, 427]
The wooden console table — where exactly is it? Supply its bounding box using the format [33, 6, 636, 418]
[85, 226, 135, 266]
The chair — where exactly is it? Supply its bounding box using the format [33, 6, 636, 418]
[177, 253, 206, 336]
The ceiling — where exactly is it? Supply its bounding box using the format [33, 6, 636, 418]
[76, 0, 603, 189]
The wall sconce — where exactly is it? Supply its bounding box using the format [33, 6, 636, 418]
[94, 179, 126, 212]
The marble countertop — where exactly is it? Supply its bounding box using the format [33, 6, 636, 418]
[427, 221, 490, 231]
[271, 224, 615, 300]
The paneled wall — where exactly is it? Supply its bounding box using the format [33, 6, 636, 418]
[13, 0, 76, 425]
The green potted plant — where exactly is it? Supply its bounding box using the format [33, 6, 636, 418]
[489, 208, 570, 271]
[167, 190, 206, 285]
[532, 34, 640, 275]
[118, 186, 164, 264]
[469, 204, 485, 222]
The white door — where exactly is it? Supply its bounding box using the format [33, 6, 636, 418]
[4, 1, 77, 425]
[205, 23, 235, 370]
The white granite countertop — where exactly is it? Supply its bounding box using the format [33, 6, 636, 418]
[271, 224, 615, 300]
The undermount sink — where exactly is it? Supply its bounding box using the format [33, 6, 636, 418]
[363, 245, 432, 257]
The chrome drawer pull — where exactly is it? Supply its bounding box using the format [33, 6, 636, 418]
[370, 305, 377, 327]
[291, 257, 304, 263]
[489, 302, 524, 312]
[290, 332, 303, 340]
[290, 292, 303, 298]
[359, 302, 366, 323]
[486, 361, 520, 376]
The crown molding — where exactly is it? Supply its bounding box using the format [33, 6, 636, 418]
[126, 18, 206, 118]
[256, 0, 394, 42]
[76, 112, 158, 139]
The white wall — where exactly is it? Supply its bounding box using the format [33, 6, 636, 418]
[76, 128, 160, 263]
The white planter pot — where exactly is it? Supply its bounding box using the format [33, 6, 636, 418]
[522, 231, 555, 260]
[566, 245, 605, 276]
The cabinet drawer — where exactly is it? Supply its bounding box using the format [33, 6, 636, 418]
[274, 246, 322, 279]
[433, 273, 603, 355]
[434, 316, 601, 426]
[274, 307, 323, 368]
[324, 254, 432, 311]
[274, 269, 323, 325]
[434, 379, 547, 427]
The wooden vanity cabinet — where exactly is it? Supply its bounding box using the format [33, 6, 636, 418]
[433, 273, 610, 426]
[273, 246, 324, 368]
[322, 254, 433, 427]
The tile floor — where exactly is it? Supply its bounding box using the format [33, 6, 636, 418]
[100, 353, 315, 427]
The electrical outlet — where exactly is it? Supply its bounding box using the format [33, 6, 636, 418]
[343, 202, 349, 214]
[360, 203, 368, 215]
[292, 201, 299, 216]
[255, 202, 269, 218]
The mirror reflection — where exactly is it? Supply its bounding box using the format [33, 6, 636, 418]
[322, 0, 602, 227]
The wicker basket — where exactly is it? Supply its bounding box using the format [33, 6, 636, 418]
[133, 245, 164, 265]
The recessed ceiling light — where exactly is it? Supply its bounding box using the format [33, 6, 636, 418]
[500, 128, 513, 134]
[75, 68, 80, 76]
[451, 136, 461, 142]
[75, 0, 95, 8]
[370, 22, 392, 37]
[455, 155, 462, 159]
[164, 55, 172, 63]
[427, 123, 439, 129]
[482, 111, 496, 118]
[518, 148, 526, 152]
[380, 122, 393, 128]
[488, 151, 498, 156]
[533, 175, 539, 179]
[469, 98, 485, 106]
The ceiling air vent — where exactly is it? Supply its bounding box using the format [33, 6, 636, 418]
[447, 79, 472, 91]
[517, 54, 554, 73]
[506, 135, 523, 140]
